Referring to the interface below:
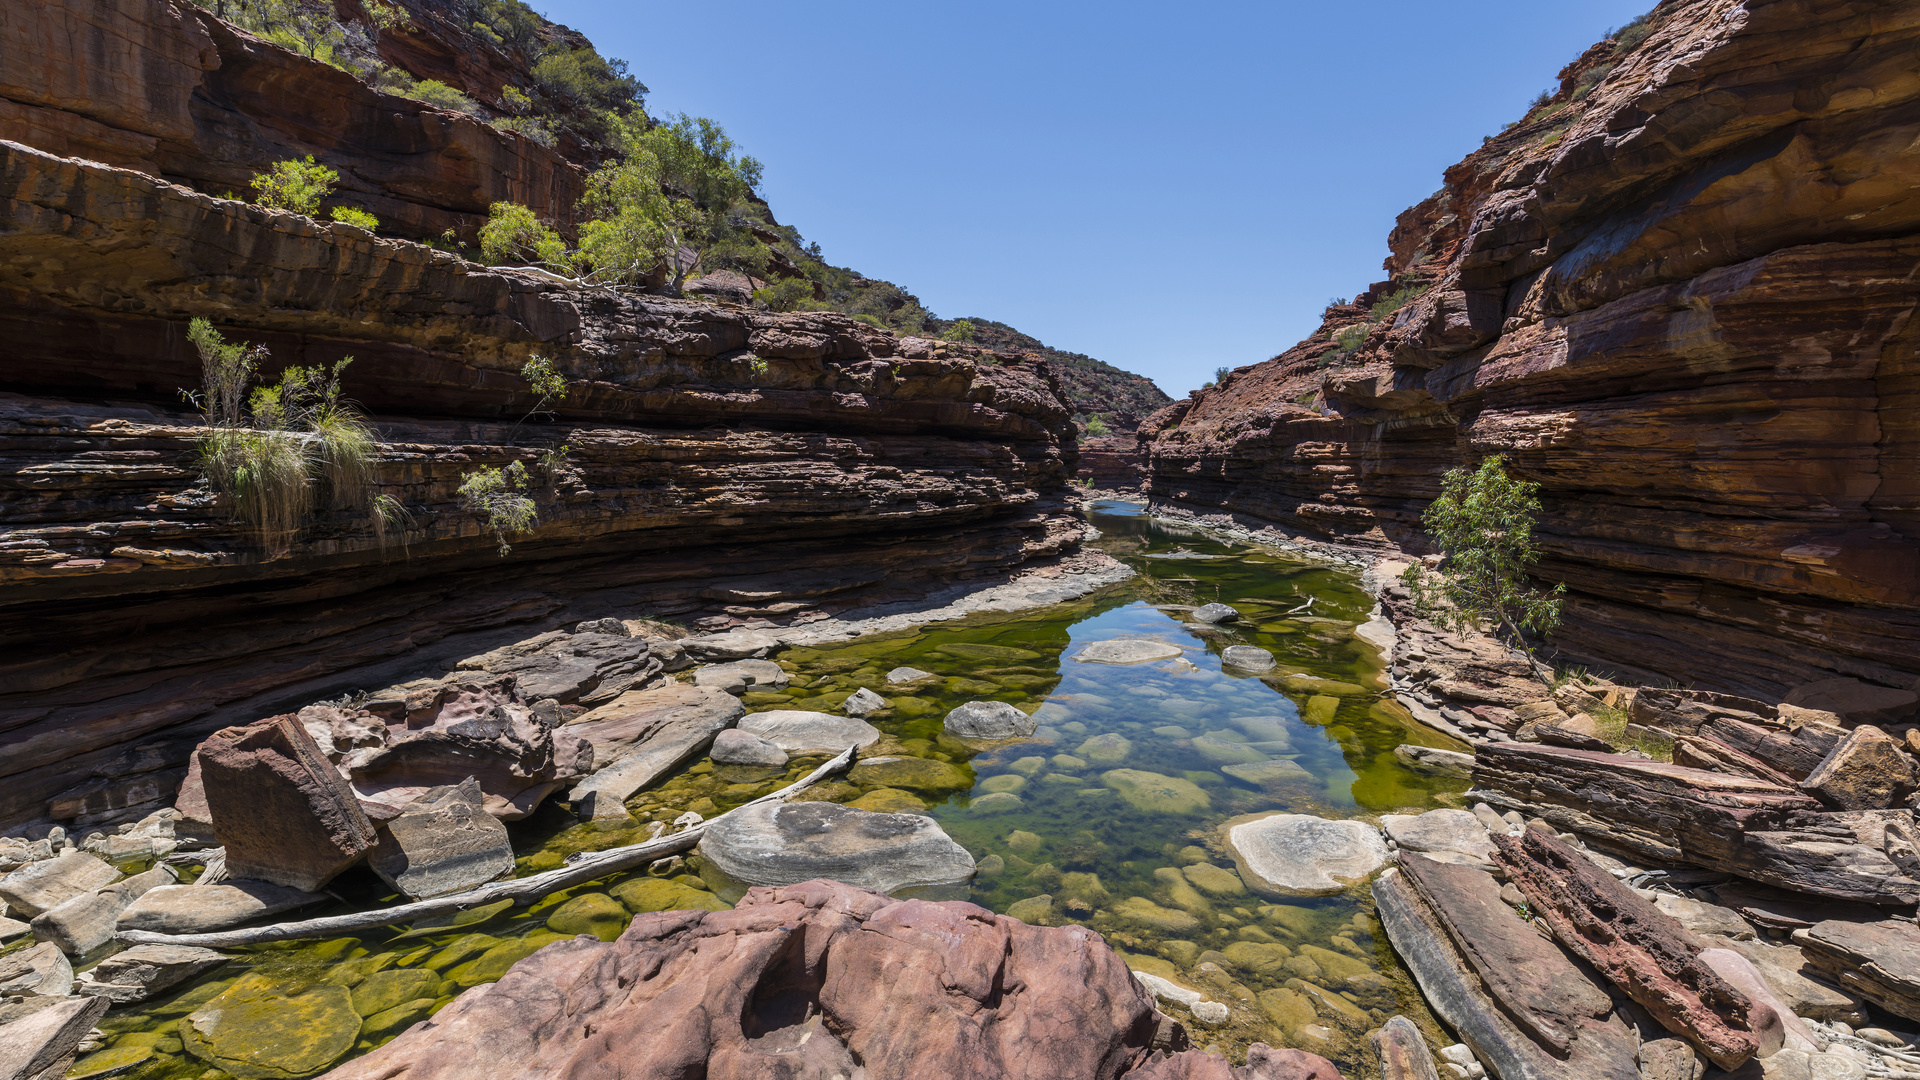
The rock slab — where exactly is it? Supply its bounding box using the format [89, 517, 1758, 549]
[709, 729, 788, 767]
[1795, 918, 1920, 1023]
[368, 778, 515, 901]
[0, 995, 108, 1080]
[563, 684, 743, 819]
[1077, 640, 1185, 665]
[736, 710, 881, 753]
[197, 715, 379, 891]
[319, 878, 1336, 1080]
[700, 802, 976, 894]
[117, 880, 326, 935]
[1226, 813, 1389, 896]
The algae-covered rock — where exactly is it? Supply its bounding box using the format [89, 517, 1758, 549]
[1191, 737, 1267, 766]
[846, 756, 972, 795]
[1223, 941, 1294, 979]
[1005, 830, 1044, 857]
[1005, 895, 1054, 924]
[349, 969, 442, 1018]
[1076, 734, 1132, 765]
[545, 893, 628, 941]
[611, 878, 731, 914]
[1183, 863, 1248, 897]
[1152, 866, 1212, 914]
[421, 933, 497, 973]
[1303, 696, 1341, 724]
[1050, 754, 1089, 771]
[1258, 986, 1319, 1035]
[935, 642, 1044, 662]
[358, 998, 436, 1040]
[180, 974, 361, 1079]
[1102, 770, 1211, 815]
[969, 792, 1024, 814]
[441, 935, 560, 992]
[1221, 759, 1313, 786]
[847, 787, 929, 814]
[66, 1045, 154, 1078]
[1058, 872, 1110, 907]
[979, 774, 1027, 794]
[1006, 756, 1048, 776]
[1113, 896, 1201, 933]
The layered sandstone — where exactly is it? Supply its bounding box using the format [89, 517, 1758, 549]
[0, 139, 1081, 832]
[1139, 0, 1920, 699]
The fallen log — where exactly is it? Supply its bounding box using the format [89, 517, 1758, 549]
[114, 746, 856, 949]
[1492, 825, 1779, 1071]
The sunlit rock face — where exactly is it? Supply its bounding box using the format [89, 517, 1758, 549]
[1138, 0, 1920, 699]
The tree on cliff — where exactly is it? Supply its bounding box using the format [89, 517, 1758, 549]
[630, 114, 768, 295]
[1400, 455, 1564, 686]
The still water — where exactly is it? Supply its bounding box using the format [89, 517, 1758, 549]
[64, 500, 1467, 1079]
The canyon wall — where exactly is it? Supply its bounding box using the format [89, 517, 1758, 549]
[0, 5, 1082, 832]
[1140, 0, 1920, 701]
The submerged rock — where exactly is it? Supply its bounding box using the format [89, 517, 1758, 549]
[709, 728, 789, 767]
[1102, 770, 1211, 815]
[692, 659, 788, 695]
[886, 666, 937, 685]
[944, 701, 1038, 739]
[1190, 603, 1239, 624]
[610, 878, 730, 914]
[699, 802, 975, 893]
[738, 710, 881, 753]
[1222, 759, 1313, 786]
[844, 687, 887, 717]
[182, 973, 362, 1079]
[847, 756, 973, 795]
[1222, 645, 1276, 671]
[1227, 813, 1390, 896]
[1076, 640, 1185, 665]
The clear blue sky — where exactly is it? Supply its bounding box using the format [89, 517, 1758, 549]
[534, 1, 1651, 397]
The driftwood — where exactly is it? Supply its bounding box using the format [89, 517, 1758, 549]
[115, 746, 856, 949]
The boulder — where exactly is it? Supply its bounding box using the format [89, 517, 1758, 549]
[1372, 1015, 1442, 1080]
[0, 995, 108, 1080]
[315, 878, 1257, 1080]
[692, 659, 788, 695]
[1226, 813, 1389, 896]
[351, 675, 596, 821]
[1221, 645, 1276, 671]
[709, 729, 788, 767]
[1394, 745, 1474, 777]
[182, 973, 362, 1079]
[117, 880, 326, 935]
[368, 778, 515, 901]
[1103, 770, 1212, 816]
[0, 851, 119, 918]
[1382, 809, 1494, 863]
[678, 631, 782, 661]
[196, 715, 379, 891]
[1795, 918, 1920, 1023]
[0, 941, 72, 997]
[1492, 824, 1777, 1070]
[886, 666, 937, 685]
[1190, 604, 1239, 624]
[563, 683, 742, 819]
[1672, 735, 1798, 785]
[699, 802, 975, 893]
[1800, 725, 1919, 810]
[1784, 679, 1919, 727]
[1078, 733, 1134, 764]
[1129, 1045, 1343, 1080]
[1696, 716, 1845, 782]
[455, 631, 659, 705]
[31, 864, 175, 955]
[1076, 640, 1184, 665]
[75, 944, 228, 1004]
[737, 710, 881, 753]
[844, 687, 887, 717]
[944, 701, 1038, 739]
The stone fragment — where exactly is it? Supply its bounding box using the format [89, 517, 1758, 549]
[1191, 603, 1239, 624]
[1382, 809, 1495, 862]
[75, 944, 227, 1005]
[0, 851, 120, 918]
[546, 893, 628, 941]
[1192, 737, 1266, 766]
[886, 666, 936, 685]
[1795, 918, 1920, 1023]
[181, 973, 362, 1079]
[1182, 863, 1247, 897]
[738, 710, 881, 752]
[0, 917, 25, 942]
[1395, 745, 1474, 777]
[699, 802, 975, 893]
[32, 865, 174, 955]
[1673, 735, 1799, 786]
[844, 687, 887, 717]
[0, 941, 72, 997]
[678, 632, 781, 661]
[1800, 725, 1919, 811]
[0, 995, 108, 1080]
[1652, 894, 1757, 941]
[1227, 813, 1390, 896]
[1534, 724, 1615, 753]
[564, 684, 743, 818]
[1492, 825, 1776, 1070]
[1785, 679, 1919, 727]
[709, 728, 788, 767]
[368, 778, 515, 901]
[1373, 1015, 1442, 1080]
[1222, 645, 1277, 671]
[197, 715, 378, 890]
[1222, 759, 1313, 786]
[943, 701, 1038, 739]
[1103, 770, 1212, 815]
[1076, 639, 1184, 664]
[692, 659, 787, 695]
[117, 880, 326, 935]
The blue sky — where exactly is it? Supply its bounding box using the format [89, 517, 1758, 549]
[533, 1, 1652, 397]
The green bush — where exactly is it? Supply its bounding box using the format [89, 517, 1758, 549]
[753, 278, 814, 312]
[251, 155, 337, 216]
[940, 319, 976, 343]
[407, 79, 479, 114]
[479, 202, 570, 270]
[1083, 414, 1111, 437]
[329, 205, 379, 231]
[490, 116, 555, 147]
[459, 461, 537, 556]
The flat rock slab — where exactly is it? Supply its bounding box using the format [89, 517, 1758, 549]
[1383, 809, 1494, 862]
[117, 880, 326, 935]
[77, 944, 228, 1004]
[0, 850, 120, 918]
[692, 660, 788, 694]
[1103, 770, 1211, 815]
[565, 685, 744, 817]
[0, 994, 108, 1080]
[369, 778, 515, 900]
[1221, 759, 1313, 786]
[700, 802, 975, 893]
[886, 667, 936, 685]
[1795, 918, 1920, 1023]
[34, 865, 174, 956]
[1494, 825, 1776, 1070]
[1226, 813, 1389, 896]
[321, 879, 1317, 1080]
[1075, 640, 1184, 665]
[737, 710, 881, 754]
[0, 941, 73, 997]
[711, 728, 788, 767]
[183, 973, 361, 1079]
[944, 701, 1038, 739]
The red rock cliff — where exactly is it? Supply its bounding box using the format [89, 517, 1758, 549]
[1139, 0, 1920, 701]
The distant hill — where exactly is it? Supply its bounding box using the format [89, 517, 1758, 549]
[955, 319, 1172, 433]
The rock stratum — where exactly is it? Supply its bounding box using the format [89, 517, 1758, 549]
[1138, 0, 1920, 699]
[0, 0, 1087, 833]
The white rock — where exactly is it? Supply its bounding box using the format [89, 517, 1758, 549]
[844, 688, 887, 717]
[1226, 813, 1391, 896]
[1075, 640, 1183, 665]
[738, 710, 880, 753]
[1381, 809, 1495, 862]
[944, 701, 1037, 739]
[710, 728, 789, 767]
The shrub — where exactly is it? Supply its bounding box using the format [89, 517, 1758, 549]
[459, 461, 537, 555]
[407, 79, 479, 114]
[753, 278, 814, 312]
[479, 202, 569, 270]
[490, 116, 555, 147]
[251, 155, 337, 216]
[329, 205, 379, 231]
[1084, 414, 1111, 437]
[940, 319, 976, 343]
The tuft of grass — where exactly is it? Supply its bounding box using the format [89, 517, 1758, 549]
[199, 427, 313, 552]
